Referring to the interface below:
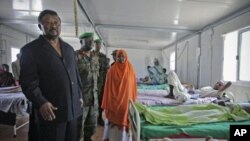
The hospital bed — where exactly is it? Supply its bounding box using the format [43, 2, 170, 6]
[0, 86, 29, 137]
[128, 100, 250, 141]
[137, 84, 217, 106]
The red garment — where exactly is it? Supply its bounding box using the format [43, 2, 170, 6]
[102, 49, 137, 128]
[0, 67, 16, 87]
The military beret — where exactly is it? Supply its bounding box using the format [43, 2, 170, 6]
[94, 39, 102, 43]
[79, 32, 94, 39]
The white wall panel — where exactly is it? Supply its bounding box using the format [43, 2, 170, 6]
[0, 24, 33, 66]
[200, 30, 212, 87]
[162, 46, 175, 73]
[164, 35, 199, 87]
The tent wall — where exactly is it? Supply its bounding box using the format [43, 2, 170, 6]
[162, 10, 250, 102]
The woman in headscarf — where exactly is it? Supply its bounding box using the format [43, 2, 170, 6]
[102, 49, 137, 141]
[147, 58, 167, 84]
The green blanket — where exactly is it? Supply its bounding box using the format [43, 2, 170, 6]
[137, 84, 169, 90]
[140, 119, 250, 140]
[136, 102, 250, 125]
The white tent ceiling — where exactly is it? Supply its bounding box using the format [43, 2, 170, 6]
[0, 0, 249, 50]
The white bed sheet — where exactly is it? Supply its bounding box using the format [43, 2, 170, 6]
[0, 91, 27, 115]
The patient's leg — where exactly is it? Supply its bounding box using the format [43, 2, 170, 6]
[165, 71, 179, 99]
[239, 103, 250, 114]
[217, 101, 250, 114]
[165, 85, 175, 99]
[165, 71, 188, 100]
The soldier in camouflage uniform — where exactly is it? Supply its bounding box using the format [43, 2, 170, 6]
[75, 32, 99, 141]
[92, 39, 108, 126]
[110, 50, 118, 66]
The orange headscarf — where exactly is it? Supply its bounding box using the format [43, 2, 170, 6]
[101, 49, 137, 128]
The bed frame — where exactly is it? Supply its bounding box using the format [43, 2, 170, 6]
[0, 92, 29, 137]
[128, 100, 250, 141]
[0, 111, 29, 137]
[129, 100, 141, 141]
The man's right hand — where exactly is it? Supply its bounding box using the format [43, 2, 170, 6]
[39, 102, 58, 121]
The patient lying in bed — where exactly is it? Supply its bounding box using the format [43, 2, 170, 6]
[166, 71, 232, 102]
[136, 101, 250, 126]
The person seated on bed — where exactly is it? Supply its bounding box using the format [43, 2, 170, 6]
[165, 71, 191, 102]
[0, 64, 16, 87]
[165, 71, 232, 102]
[147, 58, 168, 85]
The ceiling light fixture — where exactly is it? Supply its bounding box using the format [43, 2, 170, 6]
[174, 20, 179, 25]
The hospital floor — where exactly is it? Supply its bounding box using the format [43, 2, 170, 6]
[0, 115, 227, 141]
[0, 114, 104, 141]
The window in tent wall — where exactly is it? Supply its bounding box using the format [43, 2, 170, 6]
[238, 28, 250, 81]
[223, 27, 250, 83]
[223, 31, 237, 81]
[170, 52, 175, 71]
[11, 47, 20, 62]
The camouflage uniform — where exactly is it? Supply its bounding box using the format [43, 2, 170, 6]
[75, 50, 99, 141]
[93, 51, 109, 125]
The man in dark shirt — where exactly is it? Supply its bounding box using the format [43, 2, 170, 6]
[20, 9, 83, 141]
